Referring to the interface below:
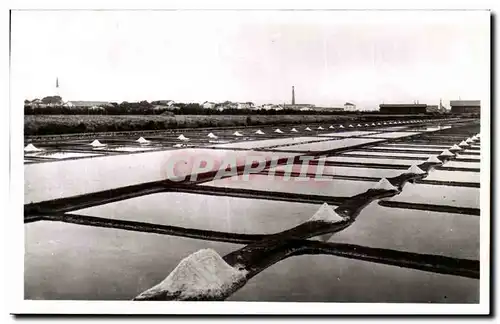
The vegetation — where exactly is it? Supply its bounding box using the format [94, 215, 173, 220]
[24, 113, 448, 136]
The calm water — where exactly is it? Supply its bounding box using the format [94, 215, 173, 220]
[24, 134, 480, 302]
[200, 174, 376, 197]
[212, 137, 324, 149]
[268, 164, 403, 178]
[320, 156, 422, 166]
[362, 131, 421, 139]
[272, 138, 384, 152]
[25, 197, 479, 302]
[389, 183, 479, 209]
[24, 148, 301, 203]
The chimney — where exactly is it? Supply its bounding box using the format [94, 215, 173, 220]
[292, 86, 295, 105]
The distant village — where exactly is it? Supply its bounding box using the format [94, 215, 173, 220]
[24, 96, 347, 113]
[24, 81, 479, 115]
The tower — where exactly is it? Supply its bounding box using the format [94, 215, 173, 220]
[55, 77, 60, 97]
[292, 86, 295, 105]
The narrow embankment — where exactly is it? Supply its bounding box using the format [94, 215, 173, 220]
[25, 114, 445, 138]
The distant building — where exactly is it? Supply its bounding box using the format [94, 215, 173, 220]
[426, 105, 440, 113]
[379, 103, 427, 114]
[237, 102, 253, 109]
[202, 101, 216, 109]
[450, 100, 480, 114]
[66, 101, 112, 109]
[152, 100, 176, 107]
[344, 102, 357, 111]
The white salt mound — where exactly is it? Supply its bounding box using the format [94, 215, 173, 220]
[348, 124, 354, 128]
[439, 149, 455, 157]
[255, 130, 265, 135]
[309, 203, 345, 223]
[134, 249, 247, 301]
[233, 131, 243, 136]
[427, 155, 442, 163]
[24, 144, 43, 152]
[90, 140, 106, 147]
[329, 125, 335, 129]
[377, 123, 381, 125]
[207, 133, 218, 139]
[459, 141, 469, 147]
[407, 164, 426, 175]
[372, 123, 376, 126]
[357, 124, 362, 127]
[317, 126, 324, 130]
[339, 125, 345, 128]
[372, 178, 398, 191]
[177, 134, 189, 141]
[290, 128, 298, 132]
[136, 137, 151, 144]
[465, 138, 474, 143]
[305, 127, 312, 131]
[274, 128, 284, 133]
[449, 144, 462, 151]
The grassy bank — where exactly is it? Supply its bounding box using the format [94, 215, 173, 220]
[24, 114, 437, 136]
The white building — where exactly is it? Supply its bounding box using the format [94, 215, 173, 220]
[237, 102, 253, 109]
[344, 102, 357, 111]
[202, 101, 216, 109]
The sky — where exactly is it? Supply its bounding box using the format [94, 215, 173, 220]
[11, 10, 490, 110]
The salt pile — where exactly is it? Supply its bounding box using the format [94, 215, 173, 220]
[364, 124, 369, 127]
[24, 144, 43, 152]
[317, 126, 324, 130]
[233, 131, 243, 137]
[348, 124, 354, 128]
[377, 123, 381, 125]
[383, 122, 387, 125]
[134, 249, 247, 301]
[177, 134, 189, 141]
[305, 127, 312, 131]
[136, 137, 151, 144]
[439, 149, 455, 157]
[465, 138, 474, 144]
[357, 124, 362, 127]
[89, 140, 106, 147]
[339, 125, 345, 128]
[290, 128, 298, 132]
[255, 130, 265, 135]
[309, 203, 345, 223]
[449, 144, 462, 151]
[407, 164, 426, 175]
[274, 128, 284, 134]
[329, 125, 335, 129]
[427, 155, 442, 163]
[372, 178, 398, 191]
[459, 140, 469, 147]
[471, 135, 478, 141]
[207, 133, 218, 139]
[372, 123, 376, 126]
